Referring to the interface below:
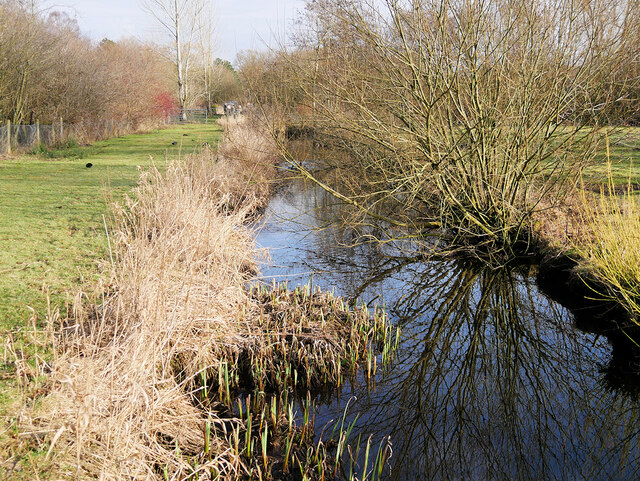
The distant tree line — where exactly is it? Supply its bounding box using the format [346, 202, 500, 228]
[0, 0, 242, 132]
[0, 1, 175, 128]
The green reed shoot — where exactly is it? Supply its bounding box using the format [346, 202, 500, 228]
[237, 397, 243, 420]
[261, 424, 269, 472]
[246, 413, 253, 458]
[270, 397, 277, 431]
[227, 422, 237, 456]
[283, 430, 294, 474]
[224, 362, 231, 405]
[362, 436, 372, 480]
[204, 416, 211, 457]
[201, 367, 208, 400]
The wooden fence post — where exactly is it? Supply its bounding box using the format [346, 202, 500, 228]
[6, 120, 10, 155]
[59, 117, 64, 143]
[35, 120, 40, 146]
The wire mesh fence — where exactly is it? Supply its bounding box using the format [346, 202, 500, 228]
[0, 120, 65, 155]
[0, 118, 139, 155]
[0, 111, 224, 155]
[0, 125, 7, 155]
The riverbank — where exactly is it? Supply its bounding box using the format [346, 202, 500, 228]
[4, 113, 640, 479]
[532, 133, 640, 324]
[0, 122, 223, 477]
[2, 118, 394, 479]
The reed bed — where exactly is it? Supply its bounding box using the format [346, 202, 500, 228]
[18, 119, 396, 480]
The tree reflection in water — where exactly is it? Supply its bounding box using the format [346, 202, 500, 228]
[256, 180, 640, 481]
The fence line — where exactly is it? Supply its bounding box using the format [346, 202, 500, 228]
[0, 111, 221, 155]
[0, 118, 142, 155]
[0, 119, 64, 155]
[166, 108, 215, 124]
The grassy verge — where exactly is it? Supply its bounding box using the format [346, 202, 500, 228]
[0, 123, 221, 326]
[0, 122, 222, 477]
[584, 128, 640, 187]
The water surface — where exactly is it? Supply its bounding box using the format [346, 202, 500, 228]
[255, 179, 640, 481]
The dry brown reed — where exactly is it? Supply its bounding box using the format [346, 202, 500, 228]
[531, 189, 587, 252]
[16, 119, 274, 479]
[18, 119, 394, 480]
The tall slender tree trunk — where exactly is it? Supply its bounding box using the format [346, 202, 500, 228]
[174, 0, 186, 120]
[143, 0, 211, 122]
[12, 64, 29, 125]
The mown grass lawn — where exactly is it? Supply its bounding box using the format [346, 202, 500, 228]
[0, 123, 222, 469]
[584, 128, 640, 187]
[0, 122, 222, 327]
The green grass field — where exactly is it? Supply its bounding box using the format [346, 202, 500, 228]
[0, 123, 222, 328]
[0, 122, 222, 478]
[583, 128, 640, 187]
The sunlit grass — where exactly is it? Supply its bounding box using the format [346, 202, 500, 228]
[574, 137, 640, 318]
[0, 123, 222, 479]
[583, 127, 640, 187]
[0, 123, 222, 327]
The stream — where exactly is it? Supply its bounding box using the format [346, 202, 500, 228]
[255, 178, 640, 481]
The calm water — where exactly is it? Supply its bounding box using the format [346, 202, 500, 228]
[255, 179, 640, 481]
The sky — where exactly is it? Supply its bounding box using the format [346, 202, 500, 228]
[42, 0, 306, 63]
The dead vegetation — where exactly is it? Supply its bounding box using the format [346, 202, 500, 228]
[9, 118, 395, 480]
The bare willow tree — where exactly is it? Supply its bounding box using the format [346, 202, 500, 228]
[142, 0, 211, 119]
[0, 0, 55, 123]
[262, 0, 640, 262]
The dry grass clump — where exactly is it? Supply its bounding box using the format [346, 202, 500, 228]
[18, 120, 395, 480]
[215, 116, 279, 211]
[210, 284, 396, 395]
[531, 189, 587, 252]
[31, 152, 263, 480]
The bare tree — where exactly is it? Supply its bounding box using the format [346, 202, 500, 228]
[0, 1, 172, 137]
[141, 0, 210, 119]
[0, 0, 55, 124]
[262, 0, 640, 263]
[206, 58, 241, 104]
[194, 0, 218, 113]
